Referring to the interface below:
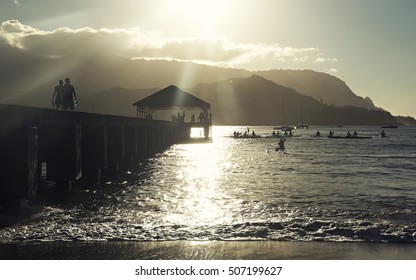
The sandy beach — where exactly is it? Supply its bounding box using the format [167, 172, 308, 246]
[1, 241, 416, 260]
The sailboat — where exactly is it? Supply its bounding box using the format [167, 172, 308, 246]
[273, 97, 295, 131]
[296, 96, 308, 129]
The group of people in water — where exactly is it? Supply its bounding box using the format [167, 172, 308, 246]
[232, 127, 286, 151]
[51, 78, 78, 110]
[273, 130, 293, 137]
[234, 127, 390, 153]
[233, 128, 258, 138]
[233, 127, 259, 138]
[275, 128, 388, 152]
[315, 129, 387, 138]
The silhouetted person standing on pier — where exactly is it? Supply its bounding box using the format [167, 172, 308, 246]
[198, 111, 205, 123]
[51, 79, 64, 109]
[62, 78, 78, 110]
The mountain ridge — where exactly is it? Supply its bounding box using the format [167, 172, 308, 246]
[256, 69, 377, 110]
[0, 50, 374, 109]
[0, 51, 412, 124]
[187, 75, 396, 125]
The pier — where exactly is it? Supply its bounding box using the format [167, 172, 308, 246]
[0, 102, 211, 215]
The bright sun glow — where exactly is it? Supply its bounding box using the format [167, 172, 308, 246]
[163, 0, 234, 35]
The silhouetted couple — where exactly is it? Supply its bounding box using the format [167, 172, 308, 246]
[52, 78, 78, 110]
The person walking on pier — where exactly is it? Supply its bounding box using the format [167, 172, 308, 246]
[51, 79, 64, 109]
[62, 78, 78, 110]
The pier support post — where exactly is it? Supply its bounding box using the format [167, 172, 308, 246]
[81, 125, 108, 183]
[0, 126, 38, 214]
[124, 125, 138, 166]
[27, 127, 39, 200]
[108, 125, 125, 175]
[147, 126, 155, 155]
[136, 126, 144, 161]
[39, 125, 81, 192]
[204, 124, 210, 139]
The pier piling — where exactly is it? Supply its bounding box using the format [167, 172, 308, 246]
[1, 104, 208, 215]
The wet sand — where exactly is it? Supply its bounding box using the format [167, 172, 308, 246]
[1, 241, 416, 260]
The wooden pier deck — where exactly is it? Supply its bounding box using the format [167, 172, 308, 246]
[0, 104, 209, 215]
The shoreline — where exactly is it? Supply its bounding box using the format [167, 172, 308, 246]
[1, 240, 416, 260]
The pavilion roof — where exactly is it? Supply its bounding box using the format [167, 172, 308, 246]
[133, 85, 210, 111]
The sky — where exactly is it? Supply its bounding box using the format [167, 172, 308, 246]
[1, 0, 415, 117]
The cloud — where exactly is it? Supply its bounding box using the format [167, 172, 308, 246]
[314, 57, 339, 63]
[0, 20, 338, 69]
[13, 0, 21, 6]
[1, 20, 39, 34]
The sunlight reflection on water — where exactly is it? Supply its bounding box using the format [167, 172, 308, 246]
[161, 141, 233, 227]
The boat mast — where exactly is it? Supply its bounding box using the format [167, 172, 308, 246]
[300, 96, 303, 123]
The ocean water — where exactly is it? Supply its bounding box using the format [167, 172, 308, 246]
[1, 126, 416, 243]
